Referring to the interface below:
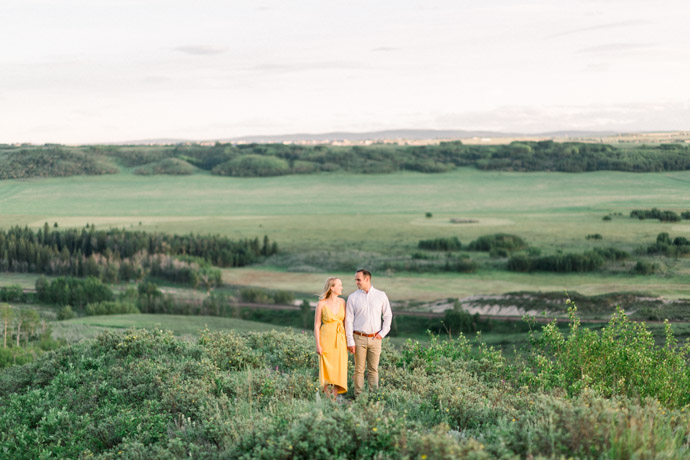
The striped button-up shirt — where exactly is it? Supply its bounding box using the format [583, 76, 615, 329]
[345, 286, 393, 347]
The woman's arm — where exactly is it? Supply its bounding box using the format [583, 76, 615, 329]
[314, 301, 323, 355]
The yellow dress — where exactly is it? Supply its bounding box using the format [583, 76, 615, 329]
[319, 300, 348, 394]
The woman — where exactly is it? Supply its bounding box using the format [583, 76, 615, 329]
[314, 277, 348, 399]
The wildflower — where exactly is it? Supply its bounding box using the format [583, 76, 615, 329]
[421, 455, 427, 459]
[512, 418, 516, 422]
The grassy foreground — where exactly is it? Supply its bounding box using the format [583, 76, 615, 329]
[50, 314, 295, 343]
[1, 307, 689, 459]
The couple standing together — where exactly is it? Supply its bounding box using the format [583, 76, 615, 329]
[314, 269, 393, 399]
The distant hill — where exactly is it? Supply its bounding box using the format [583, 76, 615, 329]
[111, 129, 624, 145]
[223, 129, 620, 143]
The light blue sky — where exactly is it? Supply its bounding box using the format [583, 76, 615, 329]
[1, 0, 689, 143]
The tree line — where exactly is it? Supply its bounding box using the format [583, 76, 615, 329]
[630, 208, 690, 222]
[508, 247, 630, 273]
[4, 140, 690, 179]
[0, 224, 276, 286]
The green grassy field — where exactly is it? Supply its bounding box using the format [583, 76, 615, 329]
[3, 168, 690, 300]
[50, 313, 423, 348]
[51, 313, 295, 343]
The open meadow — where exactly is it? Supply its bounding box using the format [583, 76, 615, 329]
[2, 168, 690, 301]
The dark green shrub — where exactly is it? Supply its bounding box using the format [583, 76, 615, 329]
[418, 237, 461, 251]
[0, 285, 25, 302]
[240, 287, 273, 304]
[442, 256, 477, 273]
[57, 305, 76, 320]
[489, 247, 510, 258]
[507, 251, 606, 273]
[634, 260, 657, 274]
[468, 234, 526, 252]
[133, 158, 198, 175]
[240, 287, 294, 305]
[271, 290, 294, 305]
[211, 154, 290, 177]
[442, 303, 479, 335]
[85, 301, 140, 316]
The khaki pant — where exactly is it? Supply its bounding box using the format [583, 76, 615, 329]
[353, 334, 382, 396]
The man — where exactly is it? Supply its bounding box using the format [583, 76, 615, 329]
[345, 269, 393, 396]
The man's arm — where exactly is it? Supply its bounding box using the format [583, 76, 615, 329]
[378, 292, 393, 338]
[345, 294, 355, 348]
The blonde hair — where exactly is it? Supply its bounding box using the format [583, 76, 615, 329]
[319, 277, 339, 300]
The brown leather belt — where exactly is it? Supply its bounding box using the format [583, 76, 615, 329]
[354, 331, 377, 338]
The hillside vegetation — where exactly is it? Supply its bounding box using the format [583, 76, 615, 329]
[1, 305, 689, 459]
[3, 141, 690, 179]
[0, 146, 117, 179]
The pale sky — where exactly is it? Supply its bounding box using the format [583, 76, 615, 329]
[1, 0, 689, 144]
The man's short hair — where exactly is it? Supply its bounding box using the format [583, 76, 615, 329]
[356, 269, 372, 279]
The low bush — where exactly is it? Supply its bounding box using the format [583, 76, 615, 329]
[634, 260, 658, 275]
[418, 237, 461, 251]
[1, 308, 689, 458]
[85, 301, 140, 316]
[521, 301, 690, 408]
[468, 234, 527, 252]
[133, 158, 198, 175]
[240, 287, 295, 305]
[212, 154, 290, 177]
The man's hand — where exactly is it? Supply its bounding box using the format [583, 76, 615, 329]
[374, 333, 382, 340]
[348, 346, 355, 354]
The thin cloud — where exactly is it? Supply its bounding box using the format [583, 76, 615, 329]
[173, 45, 226, 56]
[548, 20, 650, 39]
[371, 47, 400, 52]
[577, 43, 655, 54]
[251, 61, 368, 73]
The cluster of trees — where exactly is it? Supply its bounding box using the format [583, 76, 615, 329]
[0, 145, 117, 179]
[416, 233, 528, 259]
[417, 237, 462, 251]
[5, 141, 690, 179]
[34, 276, 197, 318]
[35, 276, 114, 308]
[468, 233, 527, 256]
[0, 285, 27, 303]
[0, 304, 56, 370]
[630, 208, 690, 222]
[0, 225, 275, 287]
[508, 247, 629, 273]
[646, 232, 690, 257]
